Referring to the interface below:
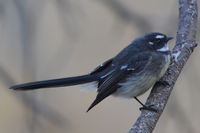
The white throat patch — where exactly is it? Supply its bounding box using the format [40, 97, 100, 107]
[157, 44, 169, 52]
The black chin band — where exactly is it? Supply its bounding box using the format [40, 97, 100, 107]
[157, 50, 171, 54]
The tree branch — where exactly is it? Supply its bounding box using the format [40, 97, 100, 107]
[128, 0, 198, 132]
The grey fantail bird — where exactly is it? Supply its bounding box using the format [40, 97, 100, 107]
[10, 32, 173, 112]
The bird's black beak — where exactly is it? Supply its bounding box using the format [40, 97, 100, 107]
[166, 36, 173, 42]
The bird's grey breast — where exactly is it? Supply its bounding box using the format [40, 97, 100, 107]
[158, 53, 170, 79]
[114, 52, 170, 98]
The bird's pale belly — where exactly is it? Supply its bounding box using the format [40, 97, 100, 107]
[114, 54, 170, 98]
[113, 73, 157, 98]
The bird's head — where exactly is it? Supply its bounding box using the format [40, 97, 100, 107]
[143, 32, 173, 52]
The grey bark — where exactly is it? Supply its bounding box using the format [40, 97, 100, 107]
[128, 0, 198, 133]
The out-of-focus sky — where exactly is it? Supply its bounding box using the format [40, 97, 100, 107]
[0, 0, 199, 133]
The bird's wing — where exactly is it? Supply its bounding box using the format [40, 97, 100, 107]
[87, 52, 152, 112]
[90, 58, 113, 75]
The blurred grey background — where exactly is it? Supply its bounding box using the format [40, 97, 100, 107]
[0, 0, 200, 133]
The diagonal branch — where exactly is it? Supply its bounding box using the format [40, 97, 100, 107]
[128, 0, 198, 132]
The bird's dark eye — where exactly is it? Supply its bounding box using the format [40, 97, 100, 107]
[156, 39, 161, 43]
[150, 38, 162, 44]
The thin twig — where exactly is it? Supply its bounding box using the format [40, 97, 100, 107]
[128, 0, 198, 132]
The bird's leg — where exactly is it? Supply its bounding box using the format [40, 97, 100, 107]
[134, 97, 157, 112]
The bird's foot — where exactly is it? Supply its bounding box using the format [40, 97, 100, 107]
[155, 80, 169, 86]
[139, 104, 158, 113]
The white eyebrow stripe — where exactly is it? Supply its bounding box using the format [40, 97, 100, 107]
[156, 35, 164, 39]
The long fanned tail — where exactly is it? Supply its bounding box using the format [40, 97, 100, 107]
[10, 74, 100, 91]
